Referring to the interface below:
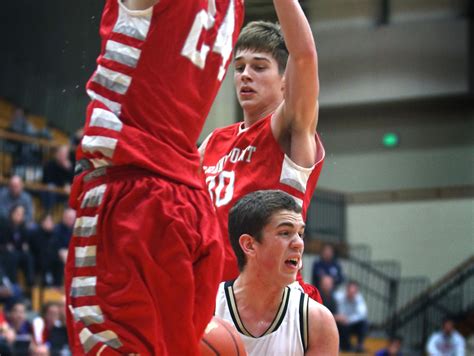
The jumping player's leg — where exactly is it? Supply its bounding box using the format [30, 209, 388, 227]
[65, 171, 223, 355]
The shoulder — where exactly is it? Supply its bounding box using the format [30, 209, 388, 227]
[200, 123, 239, 157]
[308, 298, 335, 324]
[453, 331, 466, 342]
[307, 299, 339, 354]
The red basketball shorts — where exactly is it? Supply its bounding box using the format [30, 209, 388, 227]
[65, 167, 224, 355]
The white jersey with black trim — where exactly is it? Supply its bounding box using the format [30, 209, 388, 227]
[215, 281, 309, 356]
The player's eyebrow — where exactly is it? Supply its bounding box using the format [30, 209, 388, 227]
[234, 55, 272, 63]
[276, 222, 306, 229]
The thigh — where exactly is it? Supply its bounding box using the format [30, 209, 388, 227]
[65, 175, 221, 355]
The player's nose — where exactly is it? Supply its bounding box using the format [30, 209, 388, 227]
[291, 234, 304, 251]
[240, 67, 252, 82]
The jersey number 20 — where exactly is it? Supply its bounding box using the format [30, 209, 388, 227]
[206, 171, 235, 207]
[181, 0, 236, 81]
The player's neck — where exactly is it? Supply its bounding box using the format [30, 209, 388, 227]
[242, 103, 279, 128]
[234, 274, 285, 315]
[233, 274, 286, 336]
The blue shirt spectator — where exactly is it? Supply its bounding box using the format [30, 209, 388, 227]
[0, 176, 34, 226]
[312, 244, 344, 288]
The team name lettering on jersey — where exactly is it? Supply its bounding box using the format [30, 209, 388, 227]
[203, 145, 256, 174]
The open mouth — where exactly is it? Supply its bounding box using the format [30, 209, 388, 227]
[285, 257, 300, 268]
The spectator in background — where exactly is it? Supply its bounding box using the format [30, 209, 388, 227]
[0, 205, 35, 287]
[376, 336, 403, 356]
[29, 214, 55, 285]
[312, 243, 344, 289]
[9, 108, 36, 137]
[5, 300, 33, 355]
[319, 274, 338, 315]
[69, 127, 84, 168]
[46, 208, 75, 287]
[0, 307, 16, 356]
[426, 317, 465, 356]
[32, 301, 68, 354]
[41, 145, 74, 212]
[0, 175, 34, 227]
[8, 108, 44, 180]
[335, 280, 368, 353]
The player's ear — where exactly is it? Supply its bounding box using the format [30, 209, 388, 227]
[239, 234, 256, 257]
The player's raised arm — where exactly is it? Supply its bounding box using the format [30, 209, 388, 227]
[306, 300, 339, 355]
[272, 0, 319, 168]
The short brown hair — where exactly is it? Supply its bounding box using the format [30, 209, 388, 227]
[235, 21, 288, 74]
[228, 190, 301, 271]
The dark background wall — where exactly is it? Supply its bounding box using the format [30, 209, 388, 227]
[0, 1, 102, 133]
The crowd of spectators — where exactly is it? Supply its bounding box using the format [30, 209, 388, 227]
[0, 106, 78, 355]
[0, 176, 75, 290]
[0, 299, 68, 355]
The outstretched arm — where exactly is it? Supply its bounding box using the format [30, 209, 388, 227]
[272, 0, 319, 168]
[306, 299, 339, 355]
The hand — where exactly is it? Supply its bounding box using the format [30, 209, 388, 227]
[334, 314, 348, 325]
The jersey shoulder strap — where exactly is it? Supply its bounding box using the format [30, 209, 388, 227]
[299, 292, 309, 352]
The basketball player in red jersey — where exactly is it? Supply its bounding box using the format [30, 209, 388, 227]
[64, 0, 244, 354]
[200, 0, 324, 302]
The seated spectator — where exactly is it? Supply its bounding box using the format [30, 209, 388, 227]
[0, 175, 35, 227]
[5, 300, 33, 354]
[0, 205, 35, 287]
[8, 108, 44, 180]
[41, 145, 74, 212]
[426, 317, 465, 356]
[69, 127, 84, 168]
[312, 243, 344, 289]
[334, 280, 368, 353]
[9, 108, 36, 137]
[0, 306, 16, 356]
[29, 214, 55, 285]
[32, 301, 68, 354]
[376, 336, 403, 356]
[319, 274, 338, 315]
[46, 208, 75, 287]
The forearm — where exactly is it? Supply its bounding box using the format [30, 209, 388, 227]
[273, 0, 319, 135]
[273, 0, 316, 59]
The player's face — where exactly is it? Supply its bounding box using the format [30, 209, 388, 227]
[234, 49, 284, 117]
[254, 209, 305, 286]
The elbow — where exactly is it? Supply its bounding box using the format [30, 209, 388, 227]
[293, 47, 318, 67]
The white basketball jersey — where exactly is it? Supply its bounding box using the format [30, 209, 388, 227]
[215, 281, 309, 356]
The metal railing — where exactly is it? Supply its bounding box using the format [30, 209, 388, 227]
[306, 189, 346, 244]
[388, 256, 474, 351]
[0, 128, 62, 183]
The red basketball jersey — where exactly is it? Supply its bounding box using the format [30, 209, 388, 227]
[76, 0, 244, 188]
[202, 115, 325, 280]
